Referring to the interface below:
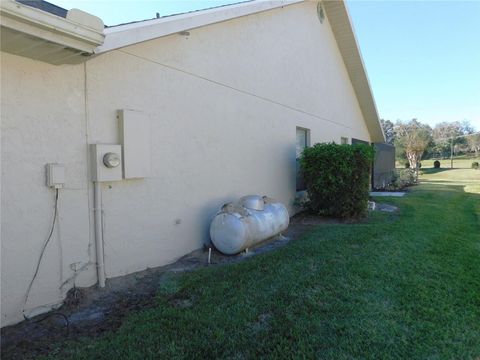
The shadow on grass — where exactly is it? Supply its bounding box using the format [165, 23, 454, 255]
[420, 168, 452, 174]
[421, 180, 466, 184]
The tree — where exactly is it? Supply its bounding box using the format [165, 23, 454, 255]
[432, 122, 462, 158]
[460, 120, 475, 135]
[394, 119, 432, 179]
[380, 119, 395, 144]
[467, 133, 480, 157]
[432, 121, 474, 158]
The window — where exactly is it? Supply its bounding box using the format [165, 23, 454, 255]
[341, 137, 349, 145]
[351, 138, 369, 145]
[296, 128, 309, 158]
[296, 127, 310, 191]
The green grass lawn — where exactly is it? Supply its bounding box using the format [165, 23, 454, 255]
[46, 175, 479, 359]
[420, 167, 480, 194]
[421, 156, 479, 169]
[397, 156, 479, 170]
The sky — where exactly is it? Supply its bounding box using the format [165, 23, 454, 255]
[347, 1, 480, 131]
[53, 0, 480, 131]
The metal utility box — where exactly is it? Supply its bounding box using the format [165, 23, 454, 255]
[90, 144, 123, 182]
[118, 109, 150, 179]
[46, 163, 65, 188]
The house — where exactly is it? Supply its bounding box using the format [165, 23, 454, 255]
[0, 0, 386, 327]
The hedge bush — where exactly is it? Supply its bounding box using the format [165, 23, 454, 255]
[377, 168, 416, 191]
[300, 143, 374, 219]
[434, 160, 441, 168]
[472, 162, 479, 170]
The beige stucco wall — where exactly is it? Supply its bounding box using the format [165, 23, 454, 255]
[1, 1, 371, 326]
[0, 54, 97, 326]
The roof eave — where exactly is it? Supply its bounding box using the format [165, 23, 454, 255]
[1, 0, 105, 64]
[323, 0, 385, 143]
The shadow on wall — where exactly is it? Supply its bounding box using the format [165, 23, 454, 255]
[287, 142, 298, 195]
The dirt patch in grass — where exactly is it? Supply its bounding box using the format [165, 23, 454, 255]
[1, 211, 345, 359]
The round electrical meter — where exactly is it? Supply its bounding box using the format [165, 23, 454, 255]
[103, 152, 121, 168]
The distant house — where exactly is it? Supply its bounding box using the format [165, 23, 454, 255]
[1, 0, 386, 326]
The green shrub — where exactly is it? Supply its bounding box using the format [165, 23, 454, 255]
[434, 160, 441, 168]
[472, 162, 479, 169]
[379, 168, 416, 191]
[397, 168, 416, 186]
[300, 143, 374, 219]
[405, 162, 410, 168]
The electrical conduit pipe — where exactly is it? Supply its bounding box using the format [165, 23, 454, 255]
[93, 181, 106, 287]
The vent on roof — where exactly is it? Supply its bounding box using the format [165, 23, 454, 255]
[317, 2, 325, 24]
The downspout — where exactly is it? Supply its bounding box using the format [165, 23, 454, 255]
[93, 181, 106, 287]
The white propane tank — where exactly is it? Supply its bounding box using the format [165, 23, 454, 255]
[210, 195, 289, 255]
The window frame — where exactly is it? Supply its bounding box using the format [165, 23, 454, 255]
[296, 127, 310, 191]
[296, 127, 311, 158]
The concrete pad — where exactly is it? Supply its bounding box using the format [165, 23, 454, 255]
[370, 192, 406, 197]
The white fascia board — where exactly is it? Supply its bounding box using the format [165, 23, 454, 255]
[97, 0, 304, 53]
[342, 3, 385, 142]
[0, 0, 104, 53]
[323, 0, 385, 143]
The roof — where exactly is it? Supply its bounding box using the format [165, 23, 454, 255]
[16, 0, 67, 18]
[106, 0, 253, 28]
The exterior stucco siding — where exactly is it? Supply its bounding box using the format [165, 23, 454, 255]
[1, 1, 371, 326]
[1, 53, 96, 326]
[114, 2, 370, 141]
